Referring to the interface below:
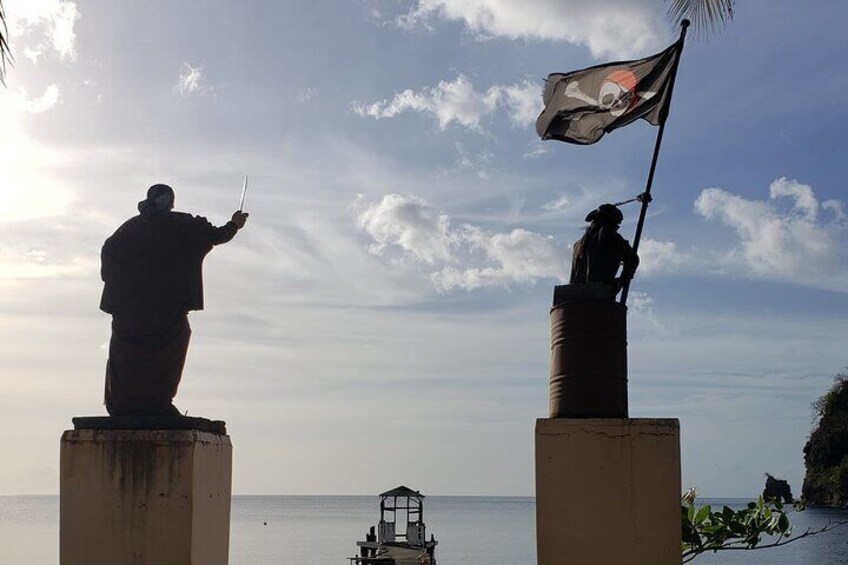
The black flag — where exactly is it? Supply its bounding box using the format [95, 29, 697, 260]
[536, 42, 681, 145]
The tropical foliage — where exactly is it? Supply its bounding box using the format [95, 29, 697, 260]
[0, 0, 11, 85]
[682, 491, 846, 563]
[664, 0, 736, 35]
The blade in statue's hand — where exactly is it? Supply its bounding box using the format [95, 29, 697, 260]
[239, 175, 248, 212]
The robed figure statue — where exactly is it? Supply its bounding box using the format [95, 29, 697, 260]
[570, 204, 639, 296]
[100, 184, 248, 416]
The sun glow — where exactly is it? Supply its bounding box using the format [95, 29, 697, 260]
[0, 86, 75, 223]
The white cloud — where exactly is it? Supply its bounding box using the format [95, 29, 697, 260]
[433, 226, 567, 291]
[25, 84, 59, 113]
[48, 1, 78, 59]
[769, 177, 819, 220]
[452, 142, 493, 178]
[353, 193, 455, 264]
[694, 178, 845, 281]
[638, 238, 689, 276]
[353, 193, 568, 291]
[177, 62, 206, 96]
[6, 0, 80, 61]
[523, 142, 549, 159]
[500, 80, 542, 126]
[629, 291, 664, 331]
[541, 195, 570, 211]
[352, 74, 541, 132]
[823, 199, 846, 226]
[353, 74, 499, 131]
[23, 47, 42, 64]
[0, 246, 93, 279]
[398, 0, 666, 59]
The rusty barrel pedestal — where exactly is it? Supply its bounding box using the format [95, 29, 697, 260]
[549, 284, 628, 418]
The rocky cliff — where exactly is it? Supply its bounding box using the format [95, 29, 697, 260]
[803, 373, 848, 506]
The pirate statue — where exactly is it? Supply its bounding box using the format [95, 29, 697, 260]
[570, 204, 639, 297]
[100, 184, 248, 416]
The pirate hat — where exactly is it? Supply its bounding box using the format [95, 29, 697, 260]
[585, 204, 623, 225]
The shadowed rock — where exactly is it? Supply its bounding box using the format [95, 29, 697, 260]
[763, 473, 794, 504]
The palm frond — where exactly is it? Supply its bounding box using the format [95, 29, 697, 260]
[0, 0, 13, 86]
[665, 0, 735, 36]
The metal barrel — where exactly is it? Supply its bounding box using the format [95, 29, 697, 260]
[549, 299, 628, 418]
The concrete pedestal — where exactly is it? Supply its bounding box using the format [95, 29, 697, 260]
[535, 418, 681, 565]
[60, 427, 232, 565]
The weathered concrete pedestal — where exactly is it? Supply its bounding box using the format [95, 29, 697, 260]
[535, 418, 681, 565]
[60, 417, 232, 565]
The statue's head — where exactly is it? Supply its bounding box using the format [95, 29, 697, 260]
[585, 204, 623, 227]
[138, 184, 175, 215]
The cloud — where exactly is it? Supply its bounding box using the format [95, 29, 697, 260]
[694, 178, 845, 281]
[25, 84, 60, 113]
[353, 193, 455, 264]
[452, 142, 493, 178]
[352, 74, 540, 133]
[398, 0, 666, 59]
[523, 142, 549, 159]
[638, 238, 689, 276]
[6, 0, 80, 61]
[176, 62, 207, 96]
[629, 291, 664, 331]
[433, 226, 567, 291]
[0, 244, 94, 279]
[823, 200, 846, 226]
[23, 47, 42, 64]
[353, 193, 568, 291]
[500, 81, 543, 126]
[541, 195, 570, 211]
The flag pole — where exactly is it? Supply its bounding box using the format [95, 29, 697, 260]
[620, 19, 690, 305]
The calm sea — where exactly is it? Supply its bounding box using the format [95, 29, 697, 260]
[0, 496, 846, 564]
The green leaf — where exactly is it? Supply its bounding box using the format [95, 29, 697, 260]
[695, 505, 711, 525]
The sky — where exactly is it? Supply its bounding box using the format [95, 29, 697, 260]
[1, 0, 847, 497]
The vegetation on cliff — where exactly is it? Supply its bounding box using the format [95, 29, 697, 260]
[803, 372, 848, 506]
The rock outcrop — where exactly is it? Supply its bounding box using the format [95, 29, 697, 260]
[802, 373, 848, 506]
[762, 473, 793, 503]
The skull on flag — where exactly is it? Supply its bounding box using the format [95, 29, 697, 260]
[598, 69, 638, 117]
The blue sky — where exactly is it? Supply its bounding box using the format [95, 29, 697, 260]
[1, 0, 846, 497]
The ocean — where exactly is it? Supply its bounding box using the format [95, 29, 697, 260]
[1, 495, 846, 564]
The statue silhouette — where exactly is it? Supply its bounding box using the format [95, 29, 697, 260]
[570, 204, 639, 296]
[99, 184, 248, 416]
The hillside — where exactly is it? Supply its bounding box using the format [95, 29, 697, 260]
[803, 373, 848, 506]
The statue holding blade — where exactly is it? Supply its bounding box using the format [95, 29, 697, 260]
[99, 181, 249, 416]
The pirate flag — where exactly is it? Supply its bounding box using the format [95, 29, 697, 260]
[536, 41, 681, 145]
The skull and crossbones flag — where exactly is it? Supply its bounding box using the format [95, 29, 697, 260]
[536, 41, 681, 145]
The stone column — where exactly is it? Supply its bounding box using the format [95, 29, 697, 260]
[60, 417, 232, 565]
[535, 418, 681, 565]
